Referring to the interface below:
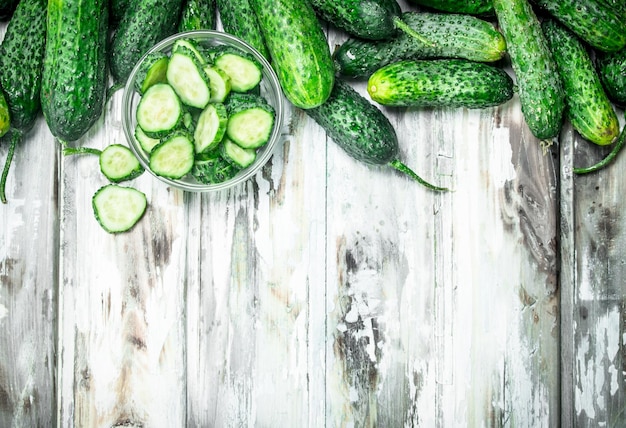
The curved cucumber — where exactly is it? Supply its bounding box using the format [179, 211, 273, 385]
[178, 0, 216, 32]
[334, 11, 506, 78]
[406, 0, 493, 15]
[542, 19, 619, 146]
[249, 0, 335, 109]
[597, 48, 626, 106]
[216, 0, 269, 59]
[493, 0, 565, 141]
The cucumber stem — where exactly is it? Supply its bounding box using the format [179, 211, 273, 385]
[389, 159, 449, 192]
[62, 146, 102, 156]
[573, 124, 626, 175]
[392, 16, 434, 47]
[0, 130, 23, 204]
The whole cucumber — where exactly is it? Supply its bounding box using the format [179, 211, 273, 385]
[178, 0, 216, 32]
[249, 0, 335, 109]
[531, 0, 626, 53]
[597, 48, 626, 106]
[493, 0, 565, 141]
[41, 0, 108, 142]
[542, 19, 619, 146]
[306, 80, 447, 191]
[367, 59, 514, 109]
[334, 12, 506, 78]
[405, 0, 494, 15]
[216, 0, 269, 59]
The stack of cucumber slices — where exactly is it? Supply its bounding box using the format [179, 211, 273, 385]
[133, 37, 276, 185]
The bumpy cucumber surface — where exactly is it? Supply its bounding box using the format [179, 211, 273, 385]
[249, 0, 335, 109]
[367, 59, 514, 109]
[41, 0, 108, 142]
[406, 0, 493, 15]
[493, 0, 565, 141]
[532, 0, 626, 53]
[110, 0, 183, 85]
[542, 19, 619, 146]
[216, 0, 269, 59]
[305, 79, 447, 191]
[0, 0, 18, 20]
[334, 11, 506, 78]
[597, 48, 626, 105]
[178, 0, 216, 31]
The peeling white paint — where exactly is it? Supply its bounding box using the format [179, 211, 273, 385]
[0, 302, 7, 321]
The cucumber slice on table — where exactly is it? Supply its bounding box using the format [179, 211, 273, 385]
[213, 47, 262, 92]
[149, 131, 195, 179]
[99, 144, 145, 183]
[194, 102, 228, 154]
[221, 137, 257, 168]
[92, 184, 147, 234]
[166, 48, 212, 109]
[136, 83, 183, 138]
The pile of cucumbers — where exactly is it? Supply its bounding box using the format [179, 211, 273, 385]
[0, 0, 624, 233]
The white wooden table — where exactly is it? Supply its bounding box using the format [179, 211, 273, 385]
[1, 3, 625, 426]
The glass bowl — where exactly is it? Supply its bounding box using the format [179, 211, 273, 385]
[121, 30, 284, 192]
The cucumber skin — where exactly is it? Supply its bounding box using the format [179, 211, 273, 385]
[216, 0, 269, 59]
[41, 0, 108, 142]
[597, 48, 626, 105]
[493, 0, 565, 140]
[0, 0, 18, 20]
[406, 0, 493, 15]
[178, 0, 216, 32]
[0, 0, 46, 132]
[542, 20, 619, 146]
[367, 59, 514, 109]
[531, 0, 626, 53]
[334, 12, 506, 78]
[110, 0, 183, 84]
[309, 0, 402, 40]
[249, 0, 335, 109]
[305, 79, 397, 165]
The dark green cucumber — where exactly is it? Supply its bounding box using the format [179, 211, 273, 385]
[109, 0, 184, 85]
[249, 0, 335, 109]
[531, 0, 626, 53]
[406, 0, 494, 15]
[109, 0, 130, 25]
[334, 11, 507, 78]
[178, 0, 216, 32]
[309, 0, 430, 44]
[367, 59, 514, 109]
[41, 0, 108, 142]
[0, 0, 18, 20]
[493, 0, 565, 141]
[216, 0, 270, 59]
[597, 48, 626, 106]
[0, 0, 47, 203]
[542, 19, 619, 146]
[0, 91, 9, 138]
[306, 79, 448, 191]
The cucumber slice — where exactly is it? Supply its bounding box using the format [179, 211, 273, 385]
[221, 137, 257, 168]
[134, 51, 169, 94]
[99, 144, 145, 183]
[225, 93, 275, 148]
[204, 65, 232, 103]
[194, 102, 228, 154]
[213, 47, 262, 92]
[136, 83, 183, 139]
[191, 151, 240, 184]
[149, 131, 195, 179]
[92, 184, 147, 234]
[166, 48, 212, 109]
[172, 38, 207, 64]
[134, 125, 161, 154]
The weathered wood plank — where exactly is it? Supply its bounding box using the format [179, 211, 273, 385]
[0, 116, 58, 428]
[561, 112, 626, 428]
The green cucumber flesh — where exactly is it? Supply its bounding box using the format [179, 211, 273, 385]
[221, 137, 257, 168]
[134, 51, 169, 94]
[136, 83, 183, 138]
[135, 124, 161, 153]
[213, 51, 262, 92]
[166, 49, 212, 109]
[204, 65, 232, 102]
[149, 131, 195, 179]
[194, 102, 228, 153]
[226, 106, 274, 149]
[99, 144, 145, 183]
[92, 184, 147, 234]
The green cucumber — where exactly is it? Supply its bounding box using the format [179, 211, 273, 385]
[305, 79, 448, 191]
[334, 11, 507, 78]
[0, 0, 47, 203]
[542, 19, 619, 146]
[597, 48, 626, 106]
[493, 0, 565, 141]
[134, 51, 169, 95]
[367, 59, 514, 109]
[149, 130, 196, 179]
[136, 83, 183, 139]
[41, 0, 108, 143]
[0, 0, 18, 20]
[225, 93, 275, 149]
[212, 46, 262, 92]
[0, 91, 10, 138]
[109, 0, 183, 86]
[192, 150, 240, 184]
[249, 0, 335, 109]
[309, 0, 430, 44]
[220, 137, 257, 168]
[166, 48, 212, 109]
[110, 0, 130, 25]
[216, 0, 270, 59]
[99, 144, 145, 183]
[204, 65, 232, 103]
[92, 184, 147, 234]
[178, 0, 216, 31]
[531, 0, 626, 53]
[135, 124, 161, 153]
[406, 0, 494, 14]
[194, 102, 228, 153]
